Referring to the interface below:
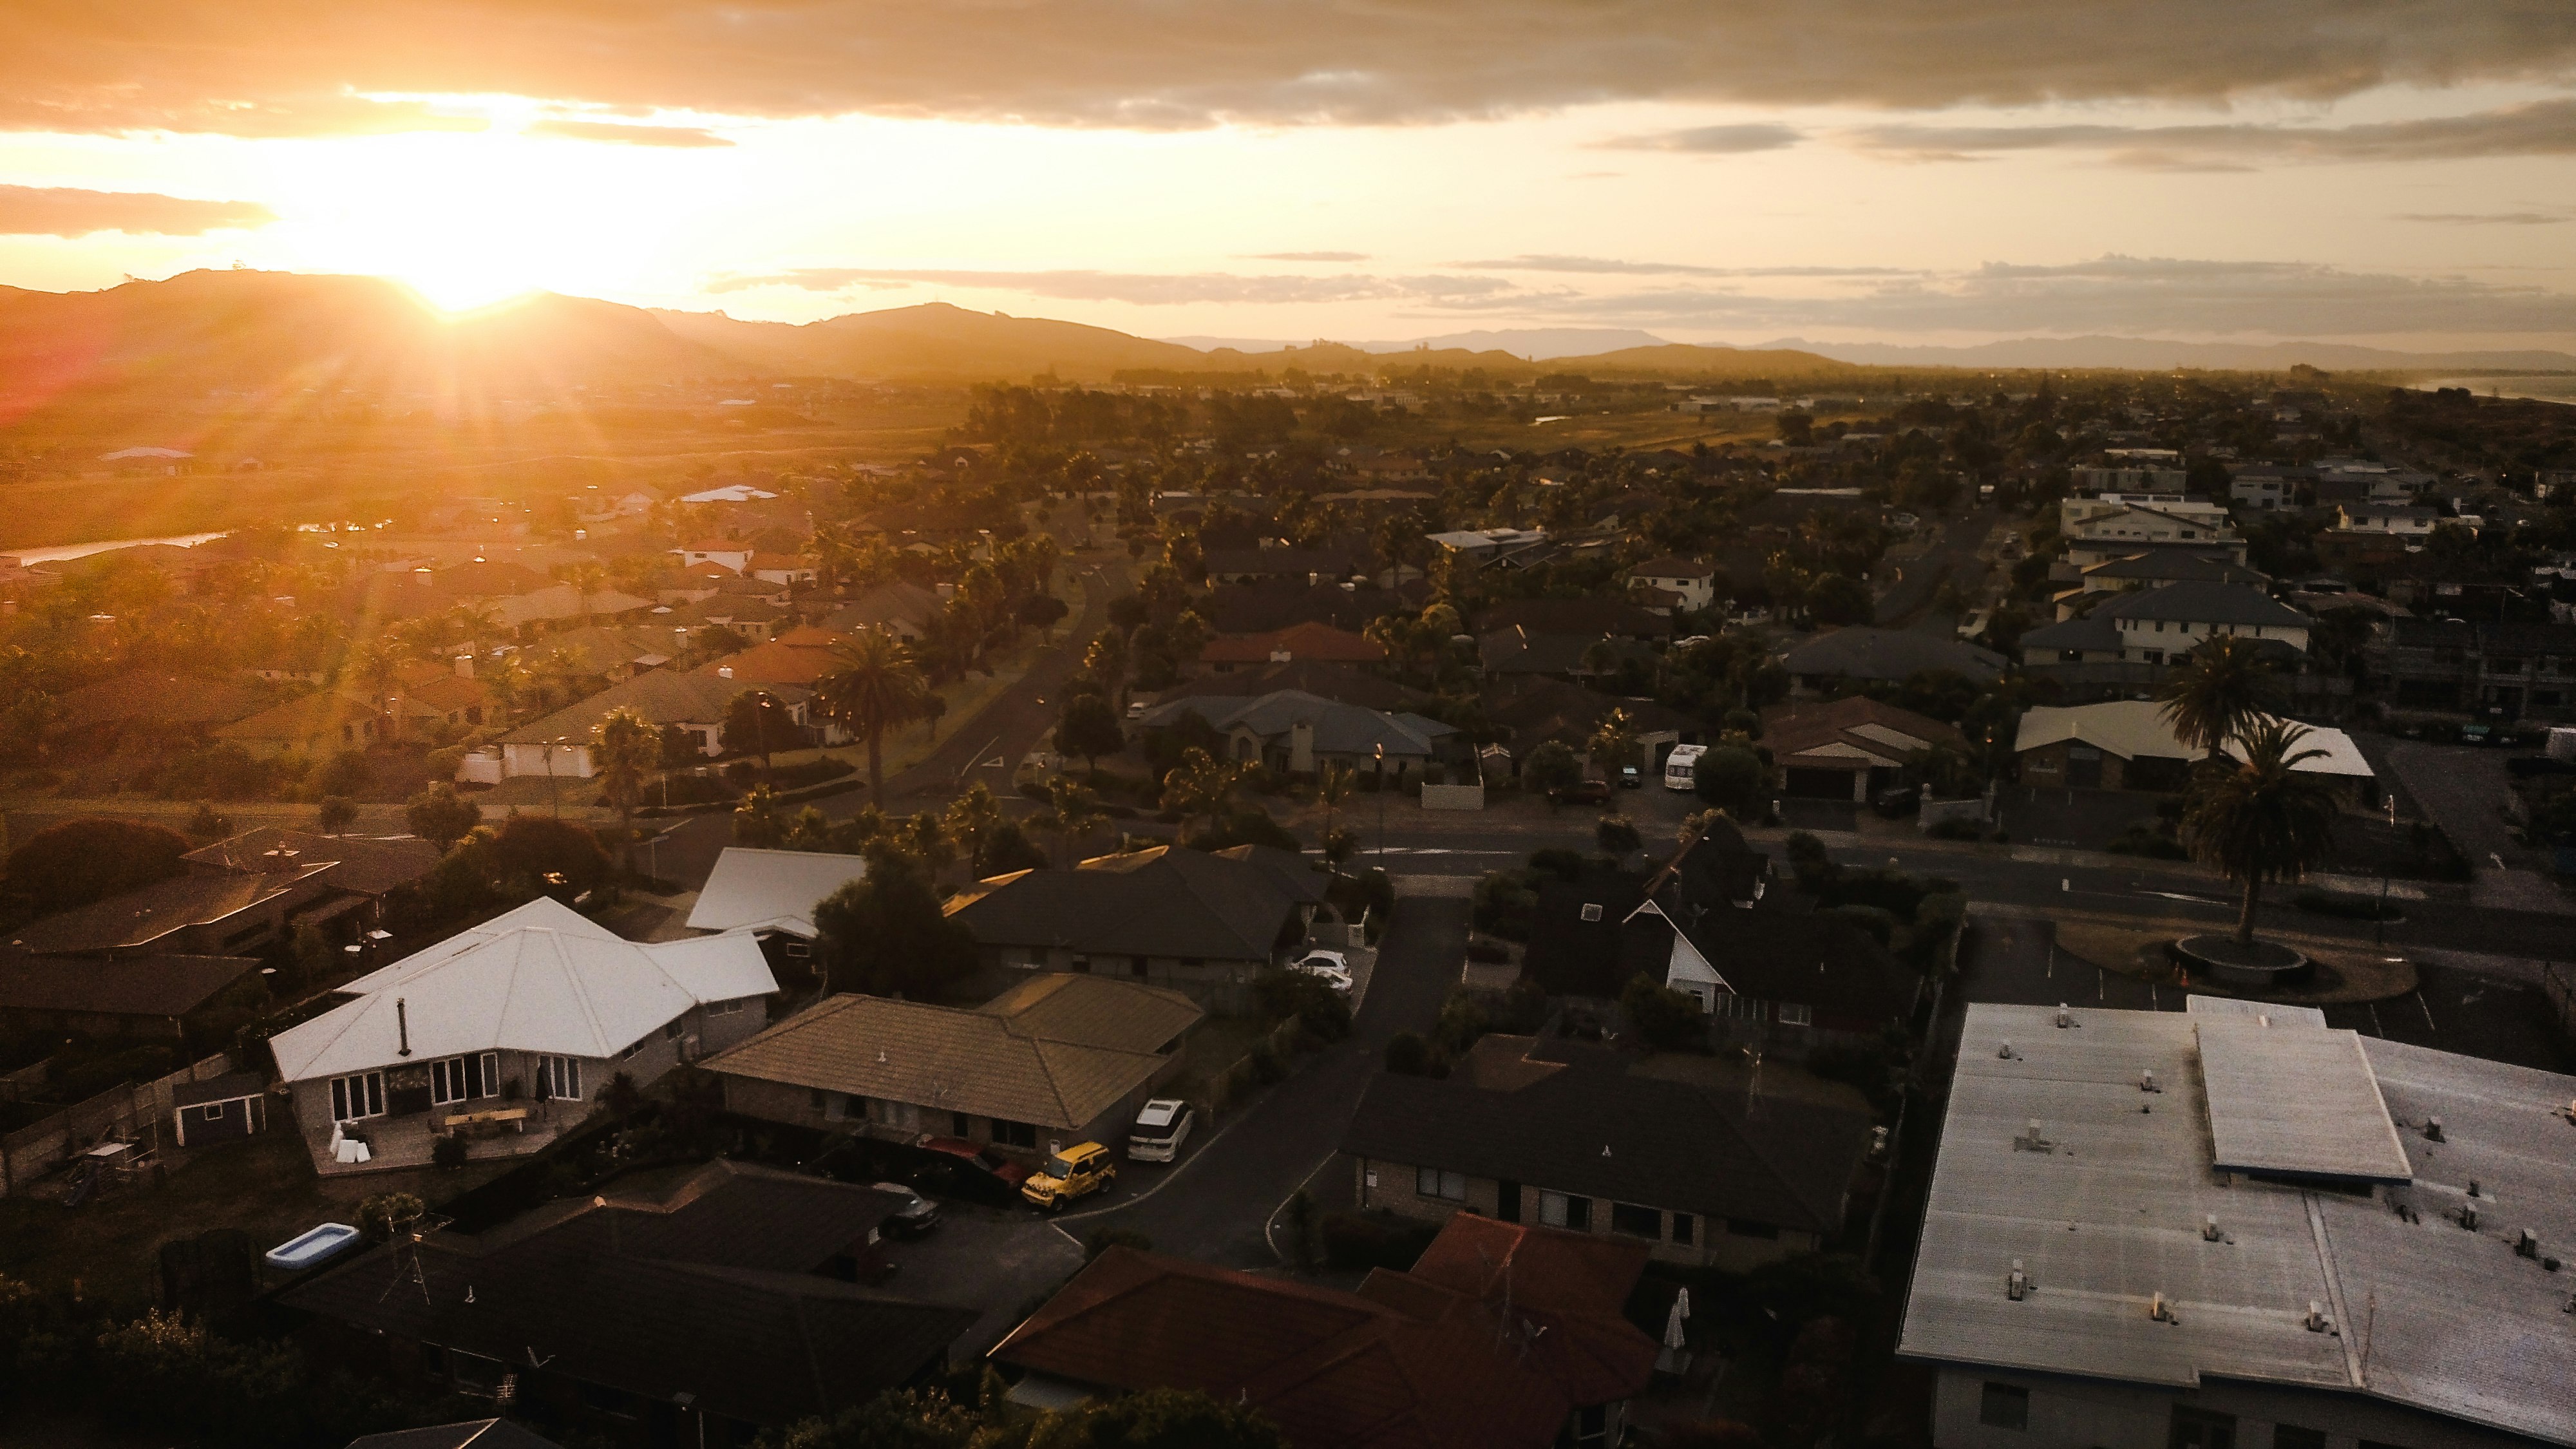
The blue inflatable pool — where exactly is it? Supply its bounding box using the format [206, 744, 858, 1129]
[264, 1222, 361, 1271]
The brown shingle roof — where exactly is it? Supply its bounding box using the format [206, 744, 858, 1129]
[185, 828, 440, 898]
[8, 866, 328, 956]
[706, 976, 1202, 1130]
[0, 952, 259, 1018]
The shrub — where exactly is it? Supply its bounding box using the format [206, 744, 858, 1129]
[1924, 816, 1984, 841]
[1526, 847, 1587, 881]
[1621, 972, 1706, 1052]
[3, 817, 193, 914]
[431, 1134, 468, 1169]
[1385, 1031, 1430, 1075]
[317, 749, 372, 798]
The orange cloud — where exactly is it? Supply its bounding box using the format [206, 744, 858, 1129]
[0, 185, 275, 236]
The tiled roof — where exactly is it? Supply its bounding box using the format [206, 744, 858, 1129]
[1478, 598, 1664, 639]
[1200, 621, 1386, 665]
[1343, 1037, 1873, 1233]
[1777, 627, 2004, 683]
[1137, 691, 1452, 758]
[500, 669, 811, 742]
[184, 828, 440, 898]
[8, 866, 329, 956]
[705, 974, 1202, 1130]
[1759, 696, 1964, 770]
[945, 844, 1318, 963]
[2096, 580, 2311, 629]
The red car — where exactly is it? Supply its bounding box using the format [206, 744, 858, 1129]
[916, 1137, 1030, 1192]
[1549, 779, 1612, 806]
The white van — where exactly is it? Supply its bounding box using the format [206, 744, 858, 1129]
[1126, 1098, 1195, 1162]
[1663, 743, 1708, 792]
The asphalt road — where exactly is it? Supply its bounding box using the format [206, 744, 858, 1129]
[1068, 893, 1469, 1267]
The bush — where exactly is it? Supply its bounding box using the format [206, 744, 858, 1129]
[1472, 869, 1540, 942]
[1924, 816, 1984, 841]
[1526, 847, 1587, 881]
[431, 1134, 468, 1169]
[1385, 1031, 1430, 1075]
[317, 750, 372, 799]
[1621, 972, 1706, 1052]
[1252, 969, 1349, 1041]
[3, 817, 193, 915]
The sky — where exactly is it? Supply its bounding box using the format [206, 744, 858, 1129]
[5, 2, 2576, 351]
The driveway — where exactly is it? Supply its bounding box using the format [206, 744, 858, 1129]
[2371, 738, 2574, 914]
[1067, 893, 1468, 1267]
[875, 1200, 1083, 1356]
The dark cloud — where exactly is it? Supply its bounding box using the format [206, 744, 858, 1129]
[6, 3, 2575, 136]
[1412, 254, 2576, 337]
[526, 118, 732, 147]
[706, 267, 1515, 305]
[1847, 97, 2576, 166]
[0, 184, 275, 236]
[1591, 122, 1804, 153]
[1458, 254, 1917, 277]
[2394, 211, 2566, 225]
[1242, 251, 1371, 261]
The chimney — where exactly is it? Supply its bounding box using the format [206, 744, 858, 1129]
[2202, 1213, 2221, 1242]
[2055, 1003, 2074, 1028]
[396, 998, 412, 1057]
[1997, 1040, 2016, 1059]
[2304, 1301, 2329, 1332]
[2148, 1293, 2174, 1323]
[2424, 1117, 2445, 1141]
[454, 654, 475, 679]
[2139, 1070, 2159, 1093]
[2006, 1259, 2028, 1301]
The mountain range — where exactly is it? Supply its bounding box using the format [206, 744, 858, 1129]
[3, 271, 2568, 428]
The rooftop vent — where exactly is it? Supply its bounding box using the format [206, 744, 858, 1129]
[2461, 1201, 2481, 1231]
[2139, 1070, 2160, 1094]
[2007, 1259, 2028, 1301]
[2424, 1116, 2445, 1142]
[1998, 1040, 2018, 1060]
[2202, 1213, 2222, 1242]
[2517, 1229, 2541, 1260]
[2149, 1293, 2176, 1323]
[2014, 1119, 2052, 1153]
[2055, 1005, 2074, 1028]
[2304, 1301, 2331, 1332]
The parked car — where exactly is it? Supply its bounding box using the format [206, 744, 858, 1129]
[870, 1183, 942, 1238]
[1549, 779, 1611, 806]
[912, 1136, 1030, 1204]
[1126, 701, 1148, 721]
[1021, 1142, 1117, 1211]
[1873, 784, 1920, 817]
[1618, 765, 1642, 789]
[1290, 950, 1354, 996]
[1126, 1098, 1195, 1162]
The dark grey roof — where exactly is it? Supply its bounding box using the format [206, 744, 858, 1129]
[171, 1071, 268, 1110]
[1138, 690, 1452, 757]
[1204, 579, 1410, 634]
[1342, 1039, 1873, 1233]
[945, 846, 1307, 962]
[0, 951, 260, 1016]
[185, 828, 440, 898]
[1202, 547, 1366, 578]
[282, 1162, 972, 1428]
[1478, 598, 1664, 639]
[2095, 581, 2310, 629]
[2018, 614, 2122, 654]
[1777, 627, 2004, 683]
[2081, 551, 2268, 587]
[1478, 629, 1658, 677]
[346, 1421, 563, 1449]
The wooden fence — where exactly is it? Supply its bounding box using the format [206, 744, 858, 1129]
[0, 1053, 235, 1197]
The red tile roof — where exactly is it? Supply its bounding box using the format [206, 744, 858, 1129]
[1200, 621, 1387, 665]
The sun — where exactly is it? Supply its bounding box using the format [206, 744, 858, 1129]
[384, 256, 542, 314]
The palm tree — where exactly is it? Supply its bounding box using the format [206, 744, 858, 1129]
[943, 782, 1006, 876]
[1160, 746, 1245, 842]
[567, 562, 611, 627]
[592, 706, 659, 863]
[2157, 635, 2281, 760]
[813, 628, 933, 807]
[2180, 718, 2342, 947]
[1314, 761, 1354, 869]
[1035, 778, 1105, 866]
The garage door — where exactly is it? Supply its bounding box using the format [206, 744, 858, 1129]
[1785, 767, 1855, 800]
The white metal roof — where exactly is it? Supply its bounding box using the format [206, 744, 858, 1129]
[2184, 994, 2327, 1027]
[1899, 1004, 2576, 1447]
[2012, 701, 2373, 778]
[2196, 1019, 2413, 1181]
[685, 847, 867, 939]
[269, 898, 777, 1081]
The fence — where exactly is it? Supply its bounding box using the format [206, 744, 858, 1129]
[0, 1053, 235, 1197]
[1190, 1016, 1307, 1124]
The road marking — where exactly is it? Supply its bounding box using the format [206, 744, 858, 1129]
[2141, 890, 2229, 905]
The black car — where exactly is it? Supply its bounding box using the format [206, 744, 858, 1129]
[1550, 779, 1613, 806]
[870, 1182, 942, 1237]
[1872, 784, 1921, 817]
[1618, 765, 1643, 789]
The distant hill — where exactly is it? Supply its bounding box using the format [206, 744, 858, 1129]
[1163, 327, 1672, 360]
[651, 301, 1209, 381]
[1765, 335, 2576, 373]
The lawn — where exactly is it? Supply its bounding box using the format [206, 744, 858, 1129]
[0, 1127, 509, 1313]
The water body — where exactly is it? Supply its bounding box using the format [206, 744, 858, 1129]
[2412, 375, 2576, 404]
[2, 531, 230, 566]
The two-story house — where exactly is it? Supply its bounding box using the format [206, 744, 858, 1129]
[2369, 618, 2576, 721]
[2094, 581, 2313, 665]
[1624, 556, 1720, 612]
[1343, 1035, 1877, 1272]
[267, 897, 777, 1173]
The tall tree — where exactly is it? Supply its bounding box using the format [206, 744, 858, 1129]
[2157, 635, 2281, 760]
[814, 629, 933, 807]
[1032, 777, 1105, 866]
[404, 784, 483, 851]
[592, 705, 660, 860]
[1159, 746, 1245, 842]
[722, 688, 800, 777]
[942, 782, 1007, 877]
[1314, 761, 1354, 867]
[2180, 718, 2342, 947]
[1586, 706, 1639, 781]
[1054, 691, 1126, 772]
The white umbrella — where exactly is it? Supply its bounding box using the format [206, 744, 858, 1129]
[1655, 1286, 1692, 1374]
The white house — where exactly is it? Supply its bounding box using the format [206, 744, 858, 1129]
[2070, 466, 2187, 493]
[685, 847, 867, 974]
[265, 898, 777, 1173]
[495, 670, 815, 779]
[2059, 496, 2236, 551]
[673, 540, 755, 574]
[1625, 556, 1719, 612]
[2094, 582, 2313, 663]
[2335, 503, 2440, 536]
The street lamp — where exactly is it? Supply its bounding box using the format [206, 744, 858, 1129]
[1374, 743, 1387, 869]
[2377, 793, 2396, 946]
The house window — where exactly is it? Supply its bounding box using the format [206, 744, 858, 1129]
[2169, 1408, 2236, 1449]
[1580, 902, 1604, 922]
[1978, 1383, 2029, 1431]
[1416, 1166, 1468, 1202]
[1777, 1002, 1814, 1027]
[1571, 1403, 1611, 1448]
[329, 1072, 384, 1122]
[535, 1056, 582, 1101]
[707, 998, 744, 1016]
[781, 940, 811, 959]
[430, 1056, 488, 1106]
[194, 1103, 226, 1122]
[1672, 1212, 1694, 1245]
[2272, 1428, 2324, 1449]
[1539, 1191, 1589, 1231]
[952, 1112, 972, 1137]
[1712, 993, 1761, 1021]
[992, 1119, 1040, 1150]
[665, 1019, 685, 1040]
[619, 1040, 646, 1061]
[1727, 1218, 1781, 1240]
[1609, 1202, 1662, 1239]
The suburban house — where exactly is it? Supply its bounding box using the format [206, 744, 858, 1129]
[2058, 495, 2236, 550]
[1133, 689, 1458, 776]
[2063, 549, 2269, 611]
[822, 580, 943, 640]
[1479, 598, 1667, 642]
[1900, 1001, 2576, 1449]
[1196, 621, 1385, 673]
[2093, 581, 2313, 664]
[2336, 502, 2441, 536]
[2014, 700, 2378, 802]
[0, 951, 260, 1041]
[699, 624, 847, 688]
[943, 844, 1325, 1009]
[54, 670, 269, 746]
[1761, 696, 1966, 803]
[684, 846, 867, 977]
[1204, 578, 1412, 635]
[1778, 627, 2006, 696]
[1200, 545, 1367, 585]
[1477, 626, 1660, 681]
[265, 898, 777, 1173]
[672, 540, 755, 573]
[497, 670, 815, 778]
[1427, 526, 1549, 564]
[2227, 466, 2305, 510]
[1173, 658, 1414, 711]
[8, 860, 334, 960]
[1343, 1034, 1877, 1272]
[518, 624, 677, 681]
[1482, 679, 1694, 778]
[281, 1161, 977, 1449]
[1624, 556, 1720, 612]
[705, 973, 1202, 1162]
[2367, 617, 2576, 721]
[182, 828, 441, 943]
[990, 1215, 1657, 1449]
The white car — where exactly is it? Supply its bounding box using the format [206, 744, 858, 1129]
[1126, 1097, 1195, 1162]
[1289, 951, 1354, 997]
